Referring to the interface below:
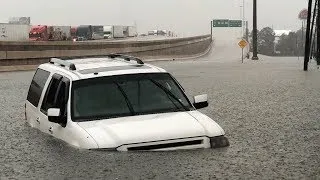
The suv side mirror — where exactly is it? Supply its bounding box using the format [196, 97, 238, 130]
[47, 108, 61, 123]
[193, 94, 209, 109]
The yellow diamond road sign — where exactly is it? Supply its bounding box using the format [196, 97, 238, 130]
[238, 39, 248, 49]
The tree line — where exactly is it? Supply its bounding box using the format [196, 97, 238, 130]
[249, 27, 307, 57]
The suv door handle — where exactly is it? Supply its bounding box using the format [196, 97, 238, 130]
[48, 127, 53, 134]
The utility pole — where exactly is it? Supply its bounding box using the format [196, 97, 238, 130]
[240, 1, 244, 38]
[240, 8, 243, 38]
[317, 0, 320, 67]
[252, 0, 259, 60]
[243, 0, 245, 38]
[304, 0, 313, 71]
[309, 0, 318, 59]
[246, 21, 249, 42]
[211, 20, 213, 41]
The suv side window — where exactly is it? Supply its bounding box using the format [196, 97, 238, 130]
[41, 74, 63, 113]
[27, 68, 50, 107]
[41, 74, 70, 121]
[55, 77, 70, 124]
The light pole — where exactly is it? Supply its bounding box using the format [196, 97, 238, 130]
[242, 0, 245, 38]
[252, 0, 259, 60]
[304, 0, 313, 71]
[240, 5, 243, 38]
[317, 0, 320, 67]
[240, 0, 245, 38]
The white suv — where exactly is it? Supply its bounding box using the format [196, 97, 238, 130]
[25, 54, 229, 151]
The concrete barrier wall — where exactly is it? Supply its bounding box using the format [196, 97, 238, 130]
[131, 38, 212, 58]
[0, 35, 212, 66]
[0, 51, 6, 59]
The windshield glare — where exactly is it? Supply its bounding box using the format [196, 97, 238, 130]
[71, 73, 193, 122]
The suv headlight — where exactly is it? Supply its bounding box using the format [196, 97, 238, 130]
[209, 136, 230, 148]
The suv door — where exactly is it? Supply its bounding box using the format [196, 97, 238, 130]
[38, 73, 64, 134]
[26, 68, 50, 128]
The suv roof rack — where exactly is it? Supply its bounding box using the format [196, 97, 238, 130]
[49, 58, 76, 70]
[107, 54, 144, 65]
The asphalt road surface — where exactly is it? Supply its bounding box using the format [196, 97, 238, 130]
[0, 44, 319, 179]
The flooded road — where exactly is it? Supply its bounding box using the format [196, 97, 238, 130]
[0, 46, 319, 179]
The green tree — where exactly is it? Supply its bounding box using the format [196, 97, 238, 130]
[295, 28, 306, 56]
[258, 27, 275, 56]
[276, 32, 298, 56]
[274, 28, 305, 56]
[249, 27, 275, 56]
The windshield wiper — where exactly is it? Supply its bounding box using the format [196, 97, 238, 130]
[113, 82, 135, 115]
[148, 79, 189, 111]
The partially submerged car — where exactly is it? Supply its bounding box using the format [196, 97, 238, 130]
[25, 54, 229, 151]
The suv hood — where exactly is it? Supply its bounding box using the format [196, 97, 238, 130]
[77, 111, 224, 149]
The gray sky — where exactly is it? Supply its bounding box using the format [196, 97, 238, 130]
[1, 0, 307, 36]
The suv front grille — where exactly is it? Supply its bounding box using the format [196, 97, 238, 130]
[127, 139, 203, 151]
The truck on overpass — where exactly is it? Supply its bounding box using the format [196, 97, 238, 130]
[29, 25, 71, 41]
[0, 23, 31, 41]
[76, 25, 104, 41]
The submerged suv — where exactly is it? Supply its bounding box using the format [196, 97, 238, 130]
[25, 55, 229, 151]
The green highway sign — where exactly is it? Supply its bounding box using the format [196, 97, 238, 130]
[229, 20, 242, 27]
[212, 19, 229, 27]
[212, 19, 242, 28]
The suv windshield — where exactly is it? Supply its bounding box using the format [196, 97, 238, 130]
[71, 73, 193, 122]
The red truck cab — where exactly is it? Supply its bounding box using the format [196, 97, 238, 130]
[29, 25, 48, 41]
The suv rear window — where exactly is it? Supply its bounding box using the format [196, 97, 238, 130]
[27, 68, 50, 107]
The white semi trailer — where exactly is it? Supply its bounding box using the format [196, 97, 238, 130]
[0, 23, 31, 41]
[113, 26, 124, 38]
[128, 26, 137, 37]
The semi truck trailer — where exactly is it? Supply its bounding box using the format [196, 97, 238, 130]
[113, 25, 124, 38]
[0, 23, 31, 41]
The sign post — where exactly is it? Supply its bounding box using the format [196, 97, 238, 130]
[238, 39, 248, 63]
[242, 48, 244, 63]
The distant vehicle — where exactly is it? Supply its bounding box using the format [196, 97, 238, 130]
[128, 26, 137, 37]
[103, 26, 113, 39]
[29, 25, 71, 41]
[92, 26, 104, 40]
[139, 33, 147, 36]
[113, 25, 124, 38]
[25, 55, 229, 151]
[0, 23, 31, 41]
[157, 30, 167, 36]
[50, 26, 71, 40]
[29, 25, 48, 41]
[75, 25, 104, 41]
[148, 30, 156, 36]
[167, 31, 174, 37]
[75, 25, 93, 41]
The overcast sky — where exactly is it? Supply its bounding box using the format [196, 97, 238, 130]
[1, 0, 308, 36]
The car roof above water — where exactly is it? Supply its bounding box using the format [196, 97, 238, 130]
[39, 56, 167, 81]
